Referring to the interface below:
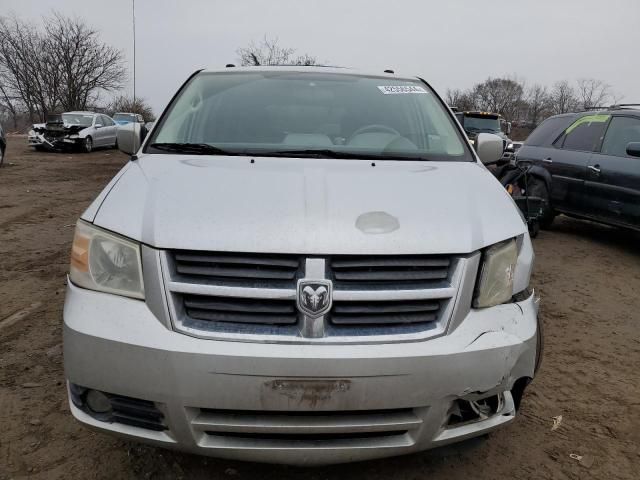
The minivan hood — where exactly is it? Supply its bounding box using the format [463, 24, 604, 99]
[87, 155, 526, 254]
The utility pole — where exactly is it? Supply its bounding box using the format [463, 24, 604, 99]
[132, 0, 136, 103]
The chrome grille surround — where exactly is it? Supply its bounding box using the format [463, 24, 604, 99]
[158, 251, 479, 344]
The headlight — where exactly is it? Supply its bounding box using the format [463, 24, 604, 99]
[69, 220, 145, 299]
[473, 239, 518, 308]
[507, 142, 514, 150]
[69, 134, 79, 139]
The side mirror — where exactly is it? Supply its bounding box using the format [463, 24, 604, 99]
[476, 133, 504, 165]
[117, 122, 143, 155]
[626, 142, 640, 158]
[94, 124, 103, 129]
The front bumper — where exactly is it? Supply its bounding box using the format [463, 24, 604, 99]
[28, 132, 80, 150]
[63, 281, 540, 465]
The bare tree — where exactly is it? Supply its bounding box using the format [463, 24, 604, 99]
[550, 80, 578, 114]
[0, 13, 125, 121]
[108, 95, 155, 121]
[445, 88, 475, 111]
[526, 84, 551, 126]
[45, 13, 125, 111]
[576, 78, 611, 110]
[237, 36, 318, 66]
[471, 77, 525, 121]
[0, 80, 19, 129]
[0, 16, 48, 120]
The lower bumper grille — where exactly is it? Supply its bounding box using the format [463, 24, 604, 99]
[191, 407, 421, 446]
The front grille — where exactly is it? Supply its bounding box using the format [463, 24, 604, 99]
[162, 250, 467, 343]
[330, 299, 441, 326]
[330, 255, 450, 286]
[173, 251, 302, 286]
[184, 294, 297, 325]
[191, 407, 420, 446]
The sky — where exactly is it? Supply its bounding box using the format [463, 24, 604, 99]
[3, 0, 639, 115]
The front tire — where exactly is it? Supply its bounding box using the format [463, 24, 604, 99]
[83, 136, 93, 153]
[529, 180, 554, 229]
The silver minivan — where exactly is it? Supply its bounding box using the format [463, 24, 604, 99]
[63, 67, 541, 465]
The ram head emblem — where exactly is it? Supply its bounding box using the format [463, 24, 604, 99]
[297, 281, 332, 318]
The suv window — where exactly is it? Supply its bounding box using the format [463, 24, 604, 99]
[525, 116, 574, 146]
[554, 114, 610, 152]
[601, 116, 640, 157]
[148, 71, 470, 162]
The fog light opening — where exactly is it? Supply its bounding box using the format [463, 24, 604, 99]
[447, 393, 504, 426]
[86, 389, 113, 415]
[69, 383, 87, 408]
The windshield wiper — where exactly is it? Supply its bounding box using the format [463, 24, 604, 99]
[148, 142, 240, 155]
[256, 149, 431, 161]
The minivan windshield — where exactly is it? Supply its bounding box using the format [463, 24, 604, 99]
[147, 71, 470, 161]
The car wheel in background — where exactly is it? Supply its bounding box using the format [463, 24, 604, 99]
[0, 146, 4, 167]
[84, 136, 93, 153]
[529, 180, 554, 229]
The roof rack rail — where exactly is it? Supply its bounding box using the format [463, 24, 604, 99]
[243, 64, 348, 69]
[609, 103, 640, 110]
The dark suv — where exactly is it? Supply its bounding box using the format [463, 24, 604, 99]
[516, 107, 640, 230]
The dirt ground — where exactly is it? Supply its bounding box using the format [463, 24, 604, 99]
[0, 136, 638, 480]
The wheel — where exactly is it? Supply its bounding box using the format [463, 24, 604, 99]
[528, 220, 540, 238]
[114, 137, 118, 150]
[529, 180, 554, 229]
[83, 136, 93, 153]
[0, 146, 4, 167]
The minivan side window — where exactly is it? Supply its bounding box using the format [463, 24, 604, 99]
[601, 116, 640, 157]
[554, 114, 610, 152]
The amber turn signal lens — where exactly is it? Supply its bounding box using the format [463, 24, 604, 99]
[70, 231, 90, 272]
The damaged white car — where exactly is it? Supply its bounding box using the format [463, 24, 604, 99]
[28, 111, 118, 152]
